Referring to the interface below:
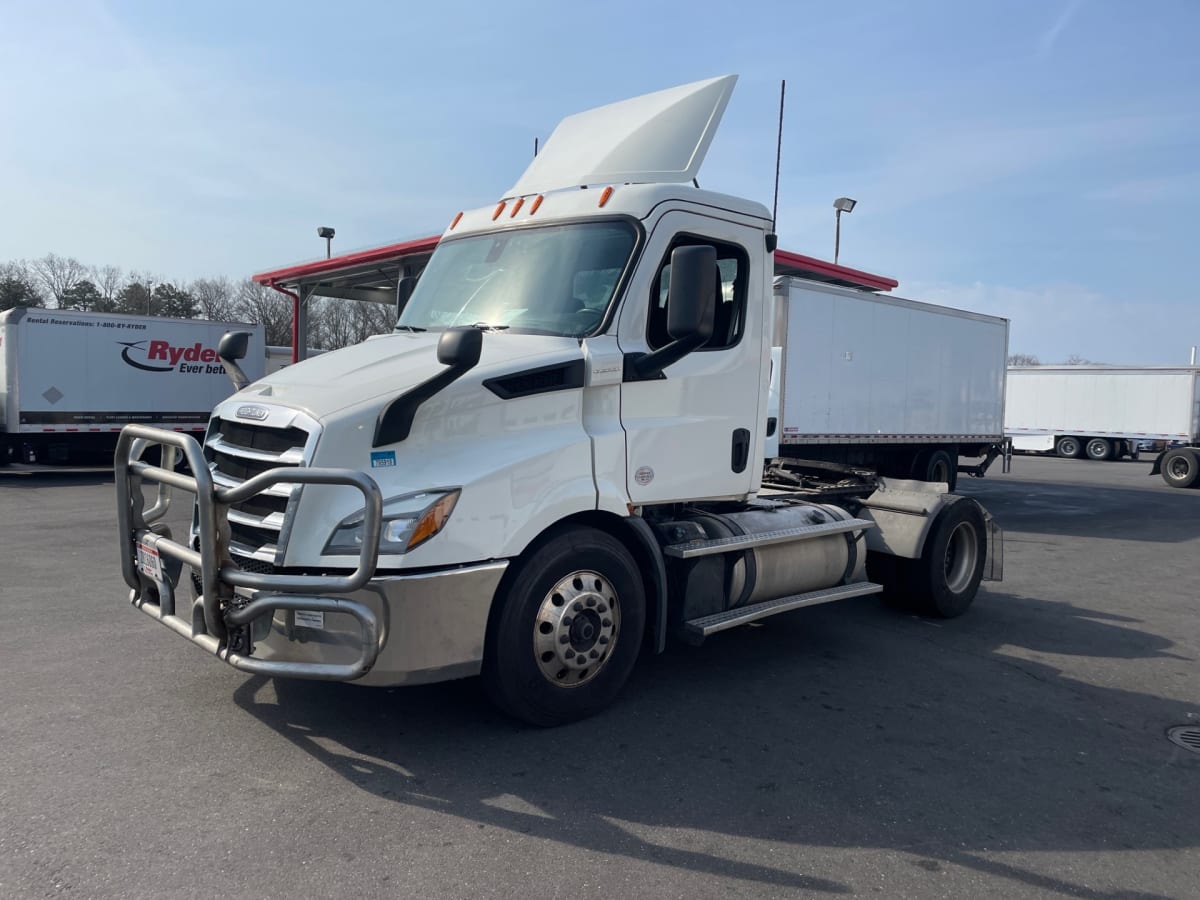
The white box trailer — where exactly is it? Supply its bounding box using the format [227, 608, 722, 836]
[1005, 365, 1200, 487]
[769, 277, 1010, 490]
[0, 307, 265, 465]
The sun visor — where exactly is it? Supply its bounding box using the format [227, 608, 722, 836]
[507, 74, 738, 197]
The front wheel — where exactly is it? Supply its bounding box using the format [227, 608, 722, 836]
[483, 526, 646, 726]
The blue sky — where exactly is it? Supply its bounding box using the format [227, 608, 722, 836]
[2, 0, 1198, 363]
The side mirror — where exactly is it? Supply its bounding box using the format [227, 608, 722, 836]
[437, 326, 483, 369]
[627, 245, 717, 380]
[395, 275, 419, 321]
[666, 245, 717, 343]
[217, 330, 252, 391]
[218, 331, 249, 362]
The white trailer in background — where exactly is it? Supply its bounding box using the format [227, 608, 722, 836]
[767, 278, 1010, 491]
[1005, 366, 1200, 488]
[0, 308, 264, 465]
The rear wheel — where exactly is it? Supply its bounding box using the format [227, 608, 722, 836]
[483, 526, 645, 726]
[912, 447, 958, 491]
[869, 500, 987, 619]
[1056, 436, 1083, 458]
[1161, 448, 1200, 489]
[1085, 438, 1112, 461]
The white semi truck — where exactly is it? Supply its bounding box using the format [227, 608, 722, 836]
[0, 308, 264, 465]
[1006, 365, 1200, 488]
[115, 75, 1003, 725]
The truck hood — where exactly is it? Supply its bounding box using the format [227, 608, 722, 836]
[235, 331, 577, 421]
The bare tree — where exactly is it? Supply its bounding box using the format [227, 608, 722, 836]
[1063, 354, 1093, 365]
[93, 264, 124, 309]
[30, 253, 88, 307]
[191, 276, 237, 322]
[1008, 353, 1040, 367]
[313, 297, 356, 350]
[234, 279, 294, 345]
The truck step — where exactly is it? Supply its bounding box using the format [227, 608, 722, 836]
[684, 581, 884, 639]
[663, 518, 875, 559]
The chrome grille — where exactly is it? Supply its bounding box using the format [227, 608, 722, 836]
[205, 414, 314, 563]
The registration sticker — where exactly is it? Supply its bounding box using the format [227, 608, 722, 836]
[136, 542, 163, 581]
[294, 610, 325, 629]
[370, 450, 397, 468]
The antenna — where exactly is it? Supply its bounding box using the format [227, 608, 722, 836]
[771, 79, 786, 231]
[534, 137, 539, 157]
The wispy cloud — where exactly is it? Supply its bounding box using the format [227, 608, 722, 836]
[1038, 0, 1085, 58]
[1089, 173, 1200, 204]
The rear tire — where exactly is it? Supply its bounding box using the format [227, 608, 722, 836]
[1161, 448, 1200, 489]
[1085, 438, 1112, 461]
[1056, 436, 1083, 458]
[870, 500, 988, 618]
[912, 447, 958, 491]
[483, 526, 645, 726]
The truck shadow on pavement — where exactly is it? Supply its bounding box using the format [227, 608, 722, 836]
[232, 591, 1195, 899]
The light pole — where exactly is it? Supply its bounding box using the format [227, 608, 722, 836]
[317, 226, 335, 259]
[833, 197, 857, 265]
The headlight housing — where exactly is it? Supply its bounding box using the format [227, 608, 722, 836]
[323, 489, 460, 556]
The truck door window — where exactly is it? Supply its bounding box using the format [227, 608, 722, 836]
[648, 238, 747, 350]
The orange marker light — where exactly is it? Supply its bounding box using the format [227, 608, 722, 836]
[492, 201, 506, 220]
[598, 186, 614, 207]
[510, 197, 525, 217]
[530, 194, 544, 215]
[449, 211, 463, 230]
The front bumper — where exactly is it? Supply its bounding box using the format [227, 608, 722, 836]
[116, 425, 505, 685]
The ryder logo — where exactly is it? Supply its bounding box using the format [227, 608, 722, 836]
[119, 340, 225, 374]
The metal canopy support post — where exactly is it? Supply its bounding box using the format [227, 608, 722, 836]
[297, 285, 317, 363]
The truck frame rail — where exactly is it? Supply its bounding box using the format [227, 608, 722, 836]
[115, 424, 384, 680]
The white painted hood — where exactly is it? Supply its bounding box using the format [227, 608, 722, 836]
[239, 331, 577, 421]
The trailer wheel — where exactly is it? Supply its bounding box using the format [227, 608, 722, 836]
[910, 499, 988, 618]
[483, 526, 645, 726]
[1056, 436, 1083, 458]
[1161, 448, 1200, 489]
[1085, 438, 1112, 461]
[913, 448, 958, 491]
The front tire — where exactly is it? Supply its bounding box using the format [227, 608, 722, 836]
[483, 526, 646, 726]
[1161, 448, 1200, 489]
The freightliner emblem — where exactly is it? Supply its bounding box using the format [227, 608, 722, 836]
[236, 405, 269, 421]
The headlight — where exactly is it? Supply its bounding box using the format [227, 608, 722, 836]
[323, 489, 460, 556]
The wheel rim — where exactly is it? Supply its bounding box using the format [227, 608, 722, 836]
[533, 570, 620, 687]
[1168, 456, 1191, 479]
[1087, 440, 1108, 459]
[1060, 439, 1078, 456]
[944, 522, 979, 594]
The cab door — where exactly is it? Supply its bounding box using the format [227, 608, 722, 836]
[616, 210, 769, 504]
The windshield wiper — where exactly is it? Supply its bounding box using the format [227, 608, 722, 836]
[469, 322, 509, 332]
[394, 325, 427, 333]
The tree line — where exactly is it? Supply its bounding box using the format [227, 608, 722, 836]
[1008, 354, 1103, 366]
[0, 253, 394, 349]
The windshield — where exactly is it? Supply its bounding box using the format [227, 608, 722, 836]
[396, 221, 637, 337]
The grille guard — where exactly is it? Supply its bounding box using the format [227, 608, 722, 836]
[115, 425, 384, 680]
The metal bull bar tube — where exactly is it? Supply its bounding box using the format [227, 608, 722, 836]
[115, 424, 385, 680]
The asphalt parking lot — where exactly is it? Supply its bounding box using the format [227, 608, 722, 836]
[1, 455, 1197, 899]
